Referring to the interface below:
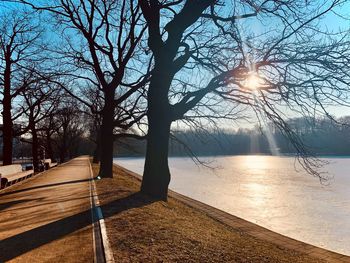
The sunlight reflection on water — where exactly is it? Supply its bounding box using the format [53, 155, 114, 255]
[114, 155, 350, 255]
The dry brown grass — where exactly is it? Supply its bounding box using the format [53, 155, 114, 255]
[92, 163, 324, 263]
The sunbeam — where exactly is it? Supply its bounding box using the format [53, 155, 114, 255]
[237, 23, 280, 156]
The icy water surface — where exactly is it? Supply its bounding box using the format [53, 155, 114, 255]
[114, 155, 350, 255]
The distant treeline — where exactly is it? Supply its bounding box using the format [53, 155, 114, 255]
[115, 116, 350, 157]
[0, 131, 95, 163]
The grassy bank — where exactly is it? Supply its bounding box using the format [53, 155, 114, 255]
[92, 163, 323, 263]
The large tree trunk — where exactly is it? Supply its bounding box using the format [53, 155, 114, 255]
[98, 89, 115, 178]
[141, 69, 172, 200]
[141, 118, 171, 200]
[2, 61, 13, 165]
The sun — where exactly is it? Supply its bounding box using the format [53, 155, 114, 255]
[245, 72, 263, 91]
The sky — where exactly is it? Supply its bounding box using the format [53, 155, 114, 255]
[1, 0, 350, 129]
[234, 0, 350, 123]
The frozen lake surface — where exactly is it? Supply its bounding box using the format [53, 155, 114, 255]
[114, 155, 350, 255]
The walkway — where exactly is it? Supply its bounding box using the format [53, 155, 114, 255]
[0, 157, 94, 263]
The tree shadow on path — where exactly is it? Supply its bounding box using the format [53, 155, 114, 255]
[0, 191, 155, 262]
[0, 198, 44, 212]
[0, 178, 92, 197]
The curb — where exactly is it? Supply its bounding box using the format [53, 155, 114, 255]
[88, 162, 115, 263]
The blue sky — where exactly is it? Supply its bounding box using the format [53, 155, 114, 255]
[234, 0, 350, 121]
[1, 0, 350, 127]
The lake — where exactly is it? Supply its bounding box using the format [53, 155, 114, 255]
[114, 155, 350, 256]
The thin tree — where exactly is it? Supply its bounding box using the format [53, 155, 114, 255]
[38, 112, 58, 162]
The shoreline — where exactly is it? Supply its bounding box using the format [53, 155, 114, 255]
[114, 154, 350, 159]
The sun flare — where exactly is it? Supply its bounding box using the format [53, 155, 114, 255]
[245, 72, 263, 91]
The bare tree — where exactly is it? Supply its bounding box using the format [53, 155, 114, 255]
[138, 0, 350, 199]
[0, 9, 45, 165]
[53, 99, 85, 163]
[35, 93, 83, 163]
[80, 86, 103, 163]
[34, 92, 95, 163]
[39, 112, 58, 162]
[14, 0, 150, 177]
[20, 78, 60, 171]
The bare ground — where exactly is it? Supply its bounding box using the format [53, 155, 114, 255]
[93, 163, 324, 263]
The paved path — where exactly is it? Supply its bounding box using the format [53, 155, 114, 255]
[0, 157, 94, 263]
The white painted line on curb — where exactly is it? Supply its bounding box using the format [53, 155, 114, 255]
[88, 163, 100, 263]
[90, 208, 98, 263]
[89, 161, 115, 263]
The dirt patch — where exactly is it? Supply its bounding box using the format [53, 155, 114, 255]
[93, 163, 324, 263]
